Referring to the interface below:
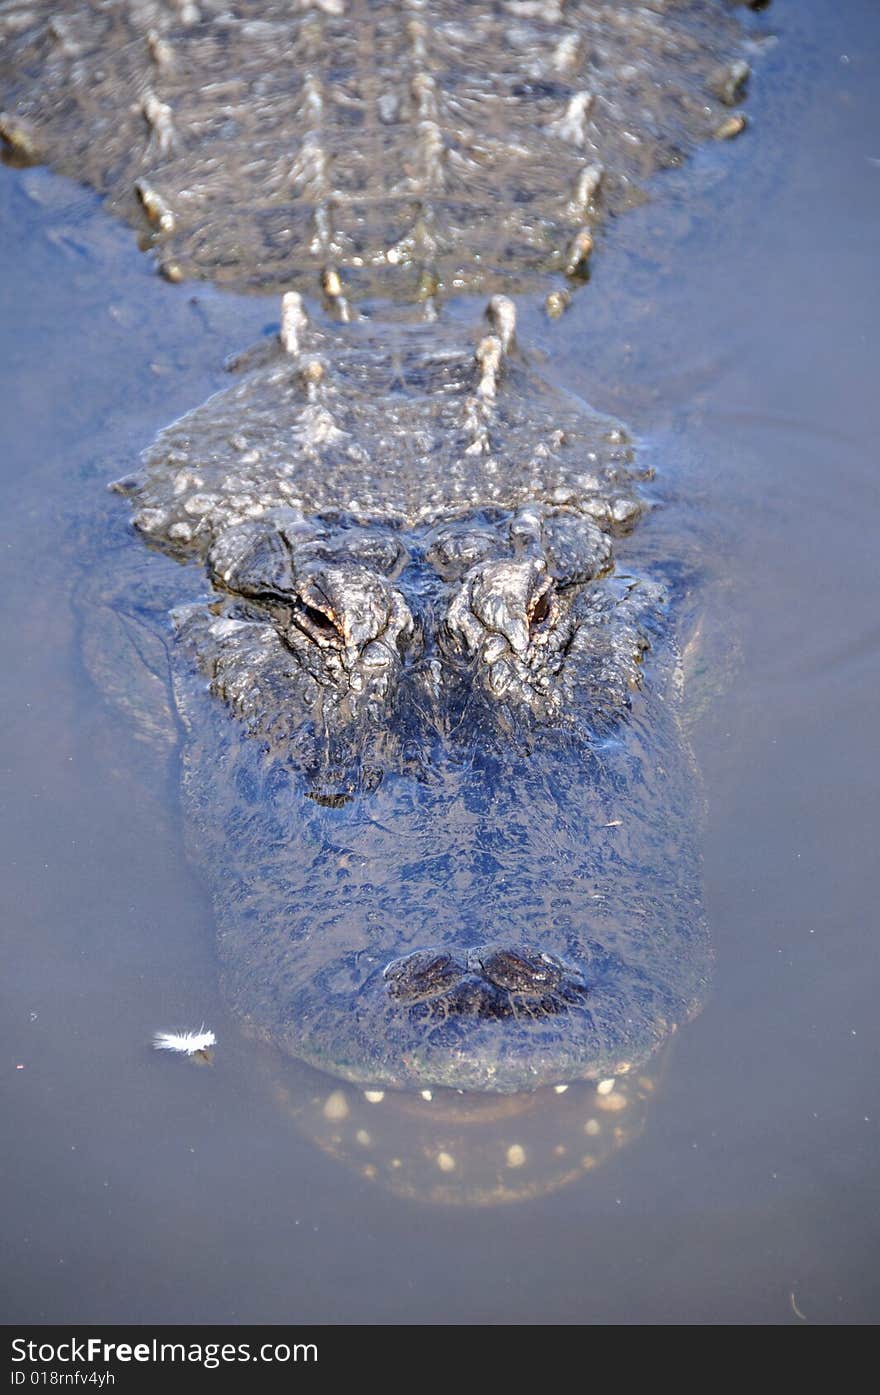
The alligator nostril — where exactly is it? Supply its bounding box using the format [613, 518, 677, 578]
[472, 946, 566, 995]
[381, 944, 589, 1015]
[384, 949, 467, 1004]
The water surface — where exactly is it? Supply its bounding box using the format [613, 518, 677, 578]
[1, 0, 877, 1323]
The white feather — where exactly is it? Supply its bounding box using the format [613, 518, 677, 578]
[152, 1026, 216, 1055]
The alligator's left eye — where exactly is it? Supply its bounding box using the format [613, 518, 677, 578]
[530, 591, 551, 626]
[529, 591, 552, 624]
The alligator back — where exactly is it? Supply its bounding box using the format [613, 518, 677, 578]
[1, 0, 752, 298]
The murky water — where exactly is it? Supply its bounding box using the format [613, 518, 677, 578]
[2, 0, 878, 1323]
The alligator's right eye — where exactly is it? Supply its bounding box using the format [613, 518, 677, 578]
[286, 565, 414, 667]
[297, 600, 337, 635]
[291, 589, 344, 648]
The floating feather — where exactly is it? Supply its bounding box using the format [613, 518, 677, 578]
[152, 1027, 216, 1055]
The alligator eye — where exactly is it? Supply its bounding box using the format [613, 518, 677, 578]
[299, 601, 336, 632]
[529, 588, 552, 629]
[292, 596, 343, 646]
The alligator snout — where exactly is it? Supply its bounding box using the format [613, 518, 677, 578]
[383, 945, 589, 1017]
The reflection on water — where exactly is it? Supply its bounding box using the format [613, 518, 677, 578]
[1, 0, 879, 1324]
[271, 1052, 663, 1207]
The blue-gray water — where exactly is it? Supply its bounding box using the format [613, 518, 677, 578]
[1, 0, 877, 1323]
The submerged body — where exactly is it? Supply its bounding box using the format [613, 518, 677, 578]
[0, 0, 763, 1097]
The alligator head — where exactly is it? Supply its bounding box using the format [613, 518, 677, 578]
[174, 491, 647, 789]
[120, 300, 708, 1093]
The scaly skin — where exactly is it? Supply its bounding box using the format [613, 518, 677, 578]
[0, 1, 766, 1091]
[109, 293, 708, 1092]
[0, 0, 753, 300]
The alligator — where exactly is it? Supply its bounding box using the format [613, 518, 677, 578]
[0, 1, 767, 1103]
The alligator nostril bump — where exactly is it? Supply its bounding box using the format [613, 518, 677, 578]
[474, 946, 565, 994]
[384, 949, 467, 1004]
[382, 945, 588, 1014]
